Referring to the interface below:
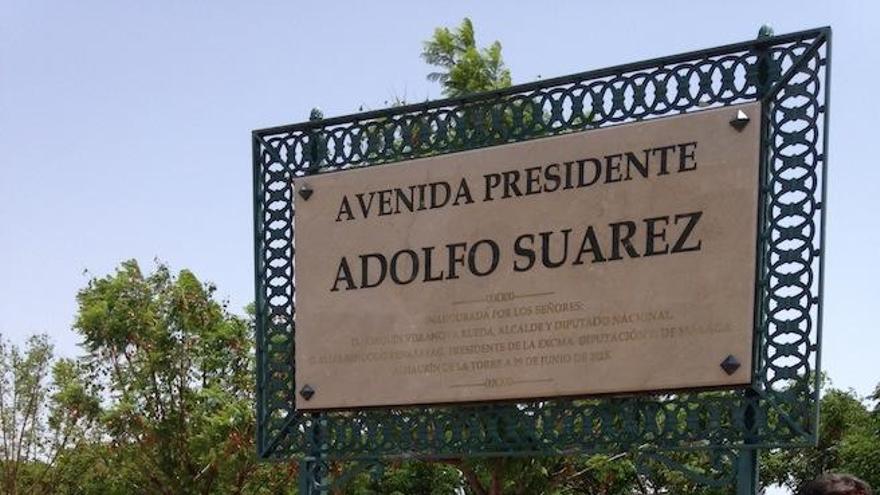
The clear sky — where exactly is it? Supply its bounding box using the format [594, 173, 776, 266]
[1, 0, 878, 409]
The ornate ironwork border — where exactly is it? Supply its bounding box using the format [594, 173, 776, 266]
[252, 27, 830, 489]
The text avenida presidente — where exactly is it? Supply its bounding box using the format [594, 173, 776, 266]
[328, 141, 703, 292]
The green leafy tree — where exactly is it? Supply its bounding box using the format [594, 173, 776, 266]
[41, 357, 103, 494]
[65, 260, 297, 494]
[0, 334, 54, 494]
[347, 460, 463, 495]
[419, 18, 591, 156]
[453, 455, 639, 495]
[0, 334, 100, 495]
[422, 18, 511, 98]
[762, 386, 880, 492]
[418, 18, 516, 155]
[349, 454, 641, 495]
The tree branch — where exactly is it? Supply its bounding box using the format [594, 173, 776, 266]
[440, 458, 488, 495]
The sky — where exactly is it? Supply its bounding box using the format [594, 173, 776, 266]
[0, 0, 878, 448]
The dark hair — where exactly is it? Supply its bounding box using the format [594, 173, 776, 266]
[801, 473, 873, 495]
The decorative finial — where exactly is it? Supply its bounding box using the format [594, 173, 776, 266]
[757, 25, 774, 39]
[309, 107, 324, 121]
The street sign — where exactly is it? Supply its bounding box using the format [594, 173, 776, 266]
[295, 103, 760, 409]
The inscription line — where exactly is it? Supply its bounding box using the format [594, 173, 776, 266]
[449, 378, 554, 389]
[515, 291, 556, 300]
[451, 291, 557, 306]
[451, 298, 485, 306]
[512, 378, 554, 385]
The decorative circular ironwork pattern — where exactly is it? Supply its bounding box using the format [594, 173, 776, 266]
[252, 28, 830, 488]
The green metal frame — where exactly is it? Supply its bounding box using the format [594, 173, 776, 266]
[252, 27, 831, 492]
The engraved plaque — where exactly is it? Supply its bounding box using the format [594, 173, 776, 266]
[294, 102, 760, 410]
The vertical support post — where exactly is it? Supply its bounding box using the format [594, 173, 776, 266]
[736, 388, 761, 494]
[299, 460, 312, 495]
[736, 448, 759, 495]
[299, 457, 328, 495]
[736, 25, 775, 495]
[299, 108, 328, 495]
[252, 134, 266, 457]
[812, 27, 831, 446]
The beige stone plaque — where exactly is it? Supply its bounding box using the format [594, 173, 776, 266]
[294, 102, 760, 410]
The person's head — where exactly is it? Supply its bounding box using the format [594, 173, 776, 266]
[801, 473, 873, 495]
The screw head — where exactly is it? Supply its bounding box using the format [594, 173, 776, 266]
[729, 110, 750, 131]
[720, 355, 742, 375]
[299, 384, 315, 401]
[298, 184, 313, 201]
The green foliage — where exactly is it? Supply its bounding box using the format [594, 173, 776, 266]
[61, 260, 298, 494]
[417, 17, 591, 159]
[0, 262, 301, 494]
[422, 18, 511, 97]
[344, 455, 640, 495]
[633, 450, 737, 495]
[762, 388, 880, 492]
[563, 455, 641, 495]
[347, 461, 462, 495]
[463, 455, 639, 495]
[0, 334, 54, 495]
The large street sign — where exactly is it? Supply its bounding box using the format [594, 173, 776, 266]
[294, 103, 760, 410]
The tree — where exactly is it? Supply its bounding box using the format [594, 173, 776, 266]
[347, 454, 642, 495]
[422, 17, 511, 97]
[41, 357, 103, 494]
[0, 334, 98, 495]
[762, 387, 880, 492]
[450, 455, 639, 495]
[346, 460, 463, 495]
[0, 334, 54, 495]
[66, 260, 297, 494]
[419, 17, 591, 155]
